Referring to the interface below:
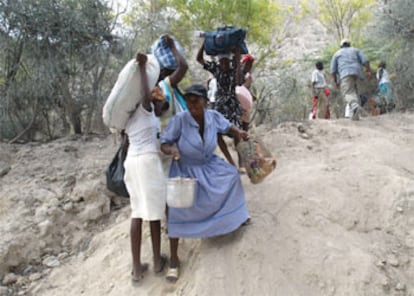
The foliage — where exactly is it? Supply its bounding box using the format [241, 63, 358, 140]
[0, 0, 117, 141]
[164, 0, 281, 45]
[372, 0, 414, 109]
[315, 0, 375, 42]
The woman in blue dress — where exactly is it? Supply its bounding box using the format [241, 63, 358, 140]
[160, 84, 250, 282]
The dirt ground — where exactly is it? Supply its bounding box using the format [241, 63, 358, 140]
[1, 112, 414, 296]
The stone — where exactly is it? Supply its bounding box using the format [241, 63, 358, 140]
[395, 282, 406, 291]
[38, 220, 53, 237]
[2, 273, 18, 285]
[0, 165, 11, 178]
[29, 273, 42, 282]
[57, 252, 69, 261]
[42, 256, 60, 268]
[63, 202, 74, 212]
[387, 254, 399, 267]
[0, 286, 9, 295]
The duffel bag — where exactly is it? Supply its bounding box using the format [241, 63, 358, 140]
[204, 26, 248, 55]
[103, 55, 160, 130]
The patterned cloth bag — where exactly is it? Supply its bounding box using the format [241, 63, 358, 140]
[151, 35, 185, 70]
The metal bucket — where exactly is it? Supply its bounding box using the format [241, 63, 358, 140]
[167, 177, 197, 208]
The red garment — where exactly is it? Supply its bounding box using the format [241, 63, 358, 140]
[241, 54, 255, 63]
[312, 95, 330, 119]
[312, 96, 318, 119]
[325, 105, 331, 119]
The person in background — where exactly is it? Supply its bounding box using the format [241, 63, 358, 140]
[123, 53, 168, 282]
[207, 76, 217, 109]
[160, 84, 250, 283]
[376, 60, 394, 112]
[154, 34, 189, 176]
[156, 34, 189, 132]
[240, 54, 255, 130]
[330, 39, 372, 120]
[311, 61, 330, 119]
[196, 40, 243, 168]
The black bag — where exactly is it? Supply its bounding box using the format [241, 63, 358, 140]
[106, 134, 129, 198]
[204, 26, 249, 55]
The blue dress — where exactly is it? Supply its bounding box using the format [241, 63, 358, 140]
[160, 110, 249, 238]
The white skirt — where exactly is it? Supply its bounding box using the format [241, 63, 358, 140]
[124, 153, 166, 220]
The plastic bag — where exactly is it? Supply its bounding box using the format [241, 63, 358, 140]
[236, 85, 253, 110]
[237, 137, 276, 184]
[106, 135, 129, 198]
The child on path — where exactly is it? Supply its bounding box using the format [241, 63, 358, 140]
[311, 61, 330, 119]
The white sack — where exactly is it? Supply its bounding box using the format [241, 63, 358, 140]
[103, 55, 160, 130]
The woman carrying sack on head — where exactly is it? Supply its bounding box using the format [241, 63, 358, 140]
[123, 53, 168, 283]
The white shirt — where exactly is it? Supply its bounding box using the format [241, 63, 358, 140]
[125, 104, 159, 156]
[376, 68, 390, 84]
[311, 69, 327, 88]
[207, 78, 217, 103]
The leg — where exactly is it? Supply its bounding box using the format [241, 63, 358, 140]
[166, 237, 180, 282]
[218, 134, 236, 166]
[317, 90, 327, 119]
[131, 218, 147, 280]
[340, 76, 360, 120]
[169, 238, 180, 268]
[233, 134, 243, 168]
[240, 110, 250, 131]
[150, 220, 166, 273]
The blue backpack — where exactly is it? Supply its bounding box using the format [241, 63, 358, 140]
[204, 26, 249, 56]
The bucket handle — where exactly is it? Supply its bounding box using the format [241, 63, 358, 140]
[171, 160, 185, 177]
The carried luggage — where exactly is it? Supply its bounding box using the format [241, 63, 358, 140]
[102, 55, 160, 130]
[151, 35, 185, 70]
[236, 85, 253, 110]
[166, 161, 197, 208]
[106, 134, 129, 198]
[237, 137, 276, 184]
[204, 26, 248, 55]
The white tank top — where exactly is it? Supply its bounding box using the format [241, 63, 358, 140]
[125, 104, 159, 156]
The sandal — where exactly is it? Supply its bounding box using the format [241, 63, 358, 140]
[131, 263, 149, 283]
[166, 266, 179, 283]
[154, 255, 168, 274]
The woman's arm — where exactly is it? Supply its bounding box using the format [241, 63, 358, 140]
[160, 143, 180, 160]
[165, 35, 188, 87]
[227, 125, 248, 140]
[136, 53, 152, 112]
[233, 47, 242, 86]
[196, 41, 205, 66]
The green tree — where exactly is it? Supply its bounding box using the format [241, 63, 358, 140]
[315, 0, 375, 42]
[373, 0, 414, 109]
[0, 0, 116, 141]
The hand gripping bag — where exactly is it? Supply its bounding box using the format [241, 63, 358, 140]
[151, 35, 185, 70]
[103, 55, 160, 130]
[204, 26, 249, 55]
